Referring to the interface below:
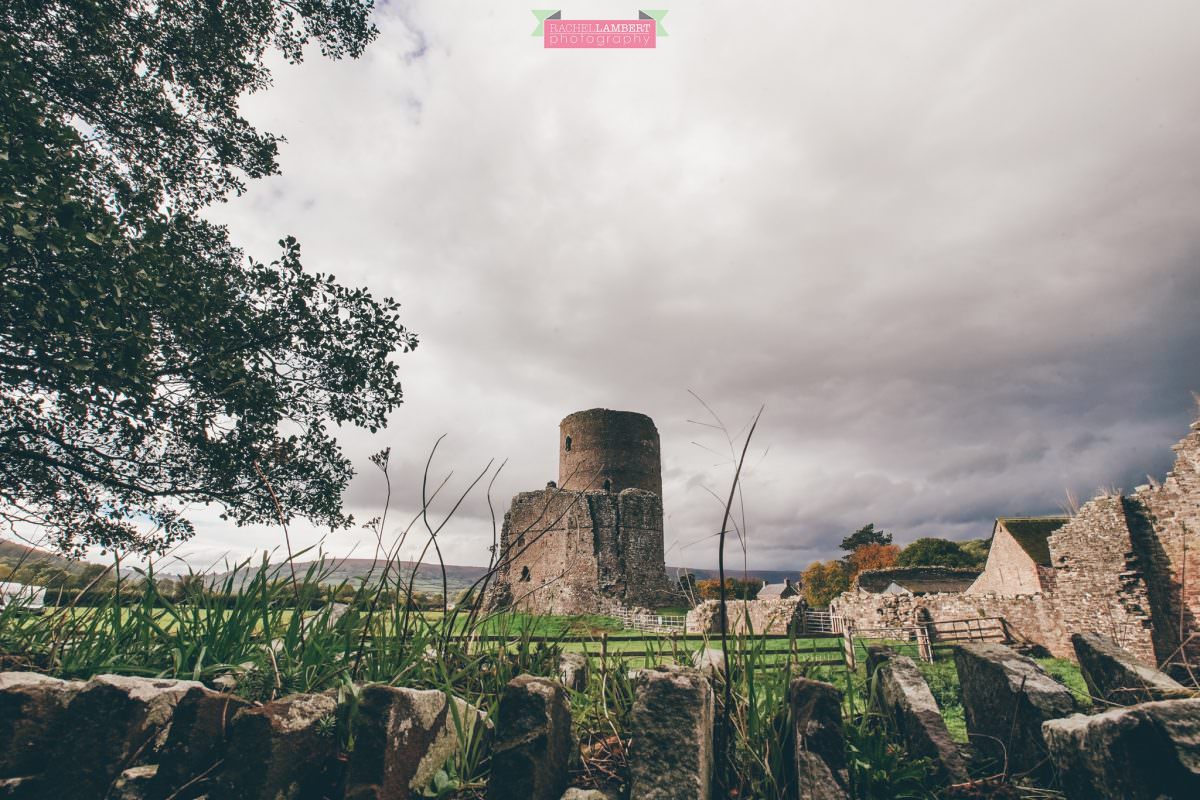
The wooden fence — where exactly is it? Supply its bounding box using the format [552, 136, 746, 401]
[612, 607, 686, 633]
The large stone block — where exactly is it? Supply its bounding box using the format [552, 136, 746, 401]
[873, 655, 968, 783]
[789, 677, 850, 800]
[43, 674, 204, 798]
[558, 652, 589, 692]
[487, 675, 573, 800]
[150, 685, 254, 799]
[954, 643, 1075, 779]
[346, 685, 486, 799]
[216, 692, 341, 800]
[628, 666, 714, 800]
[0, 672, 82, 777]
[1042, 698, 1200, 799]
[1071, 632, 1189, 706]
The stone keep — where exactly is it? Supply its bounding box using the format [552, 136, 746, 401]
[487, 409, 674, 614]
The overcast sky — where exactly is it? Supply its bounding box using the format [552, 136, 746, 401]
[159, 1, 1200, 573]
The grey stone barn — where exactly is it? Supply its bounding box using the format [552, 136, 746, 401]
[967, 516, 1068, 595]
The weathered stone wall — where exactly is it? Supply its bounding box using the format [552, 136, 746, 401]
[490, 487, 672, 615]
[1125, 419, 1200, 665]
[832, 585, 1158, 661]
[1045, 494, 1158, 663]
[831, 589, 1079, 658]
[686, 598, 803, 635]
[558, 408, 662, 495]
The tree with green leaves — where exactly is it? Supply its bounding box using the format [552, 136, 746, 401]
[839, 523, 892, 555]
[1, 2, 417, 555]
[896, 537, 975, 568]
[959, 538, 991, 567]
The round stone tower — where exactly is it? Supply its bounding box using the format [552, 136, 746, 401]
[558, 409, 662, 496]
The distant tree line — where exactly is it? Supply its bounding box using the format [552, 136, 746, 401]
[0, 556, 450, 610]
[799, 524, 991, 608]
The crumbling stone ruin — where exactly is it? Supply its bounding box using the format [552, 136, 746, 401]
[1, 635, 1198, 798]
[486, 409, 676, 615]
[833, 415, 1200, 671]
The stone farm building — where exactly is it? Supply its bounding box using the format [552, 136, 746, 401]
[854, 567, 980, 596]
[967, 517, 1067, 595]
[485, 409, 676, 615]
[833, 413, 1200, 671]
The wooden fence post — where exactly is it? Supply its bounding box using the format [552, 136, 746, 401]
[842, 626, 856, 670]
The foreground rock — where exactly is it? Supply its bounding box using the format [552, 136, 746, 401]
[691, 647, 726, 677]
[1042, 698, 1200, 799]
[0, 672, 82, 777]
[790, 677, 850, 800]
[112, 765, 158, 800]
[1072, 633, 1190, 706]
[558, 652, 589, 692]
[487, 675, 573, 800]
[954, 643, 1075, 779]
[347, 685, 486, 799]
[216, 692, 340, 800]
[0, 775, 44, 800]
[628, 666, 714, 800]
[872, 654, 968, 783]
[44, 674, 204, 798]
[150, 686, 254, 799]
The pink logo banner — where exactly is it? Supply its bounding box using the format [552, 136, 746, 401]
[545, 19, 656, 48]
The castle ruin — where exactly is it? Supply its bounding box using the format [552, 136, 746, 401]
[485, 409, 676, 614]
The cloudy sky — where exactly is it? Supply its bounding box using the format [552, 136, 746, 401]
[163, 1, 1200, 573]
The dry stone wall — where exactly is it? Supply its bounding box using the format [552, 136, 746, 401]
[685, 598, 803, 635]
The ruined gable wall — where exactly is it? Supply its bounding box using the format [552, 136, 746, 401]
[968, 527, 1043, 595]
[1046, 495, 1158, 663]
[1128, 419, 1200, 665]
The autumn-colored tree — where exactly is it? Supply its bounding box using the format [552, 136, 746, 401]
[847, 543, 900, 577]
[801, 560, 850, 608]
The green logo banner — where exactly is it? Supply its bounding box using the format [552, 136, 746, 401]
[639, 10, 669, 37]
[531, 10, 560, 37]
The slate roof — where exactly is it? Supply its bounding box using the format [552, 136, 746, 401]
[757, 580, 798, 599]
[996, 516, 1069, 567]
[854, 567, 981, 595]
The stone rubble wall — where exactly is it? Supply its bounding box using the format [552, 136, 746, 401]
[1, 637, 1196, 799]
[685, 597, 803, 635]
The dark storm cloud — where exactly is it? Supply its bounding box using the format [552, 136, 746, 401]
[170, 1, 1200, 571]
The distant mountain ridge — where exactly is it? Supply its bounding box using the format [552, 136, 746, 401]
[2, 540, 803, 594]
